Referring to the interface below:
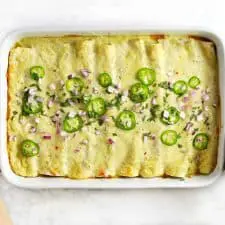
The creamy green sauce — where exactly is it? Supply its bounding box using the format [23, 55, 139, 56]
[7, 35, 219, 178]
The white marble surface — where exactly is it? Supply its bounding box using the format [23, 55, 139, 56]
[1, 0, 225, 224]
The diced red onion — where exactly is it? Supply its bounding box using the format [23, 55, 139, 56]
[43, 133, 51, 140]
[179, 105, 185, 111]
[47, 99, 54, 108]
[100, 115, 109, 123]
[184, 122, 193, 131]
[183, 96, 189, 103]
[56, 120, 61, 135]
[107, 138, 114, 145]
[30, 127, 37, 133]
[78, 111, 86, 116]
[202, 94, 209, 102]
[80, 69, 91, 78]
[191, 91, 196, 97]
[150, 134, 156, 140]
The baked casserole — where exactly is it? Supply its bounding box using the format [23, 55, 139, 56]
[7, 35, 219, 179]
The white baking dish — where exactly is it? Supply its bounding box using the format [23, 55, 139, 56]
[0, 27, 224, 189]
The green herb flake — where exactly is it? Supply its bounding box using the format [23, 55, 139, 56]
[158, 81, 171, 90]
[148, 104, 160, 122]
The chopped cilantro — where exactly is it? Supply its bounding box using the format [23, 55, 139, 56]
[158, 81, 171, 90]
[148, 104, 160, 122]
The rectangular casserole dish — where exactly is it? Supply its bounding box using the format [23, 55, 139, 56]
[0, 27, 224, 188]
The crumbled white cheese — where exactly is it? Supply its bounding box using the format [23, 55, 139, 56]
[123, 90, 129, 97]
[93, 87, 99, 94]
[28, 87, 37, 96]
[197, 113, 204, 121]
[82, 139, 88, 145]
[121, 95, 127, 103]
[9, 135, 16, 142]
[167, 71, 173, 77]
[49, 83, 56, 90]
[81, 126, 88, 132]
[151, 97, 157, 105]
[180, 111, 186, 119]
[143, 135, 148, 143]
[59, 80, 64, 86]
[78, 111, 86, 116]
[60, 131, 67, 137]
[95, 130, 101, 135]
[19, 118, 26, 125]
[126, 120, 132, 127]
[68, 111, 76, 118]
[34, 118, 40, 124]
[115, 83, 121, 89]
[107, 86, 115, 93]
[163, 110, 170, 118]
